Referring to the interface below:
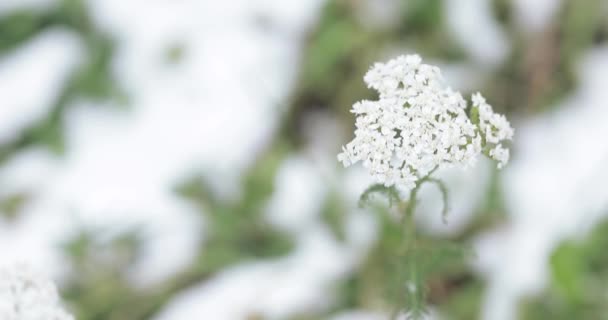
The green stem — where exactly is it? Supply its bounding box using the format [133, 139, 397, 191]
[393, 167, 439, 319]
[403, 183, 420, 249]
[427, 178, 449, 224]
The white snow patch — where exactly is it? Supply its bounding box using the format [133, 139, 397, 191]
[444, 0, 510, 67]
[512, 0, 562, 33]
[417, 159, 493, 236]
[0, 0, 56, 14]
[153, 219, 374, 320]
[0, 29, 82, 145]
[0, 0, 325, 288]
[266, 155, 328, 234]
[477, 46, 608, 320]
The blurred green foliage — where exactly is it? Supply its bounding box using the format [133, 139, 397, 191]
[0, 0, 122, 161]
[0, 192, 29, 221]
[521, 218, 608, 320]
[59, 142, 296, 320]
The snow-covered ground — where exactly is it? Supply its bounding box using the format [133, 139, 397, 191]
[0, 0, 324, 286]
[1, 0, 607, 319]
[0, 30, 81, 144]
[476, 45, 608, 320]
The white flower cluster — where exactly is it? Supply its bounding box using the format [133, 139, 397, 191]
[338, 54, 513, 189]
[0, 264, 74, 320]
[472, 93, 514, 168]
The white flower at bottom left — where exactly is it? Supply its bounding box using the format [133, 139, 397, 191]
[0, 263, 74, 320]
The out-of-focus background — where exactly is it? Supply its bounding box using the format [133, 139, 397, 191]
[1, 0, 608, 319]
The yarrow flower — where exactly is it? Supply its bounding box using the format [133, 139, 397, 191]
[338, 54, 513, 190]
[471, 92, 514, 168]
[0, 263, 74, 320]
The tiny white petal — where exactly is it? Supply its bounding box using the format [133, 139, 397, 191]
[0, 263, 74, 320]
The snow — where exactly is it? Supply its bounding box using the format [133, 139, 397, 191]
[0, 0, 56, 14]
[512, 0, 562, 33]
[0, 0, 325, 287]
[444, 0, 510, 67]
[2, 1, 608, 319]
[0, 29, 82, 145]
[477, 46, 608, 320]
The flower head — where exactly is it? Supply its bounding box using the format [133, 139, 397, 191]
[0, 263, 74, 320]
[338, 54, 513, 190]
[471, 92, 514, 167]
[489, 143, 510, 169]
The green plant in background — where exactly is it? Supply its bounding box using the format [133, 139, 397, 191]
[521, 218, 608, 320]
[0, 0, 123, 163]
[336, 54, 513, 318]
[354, 184, 475, 319]
[287, 0, 607, 317]
[59, 142, 296, 320]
